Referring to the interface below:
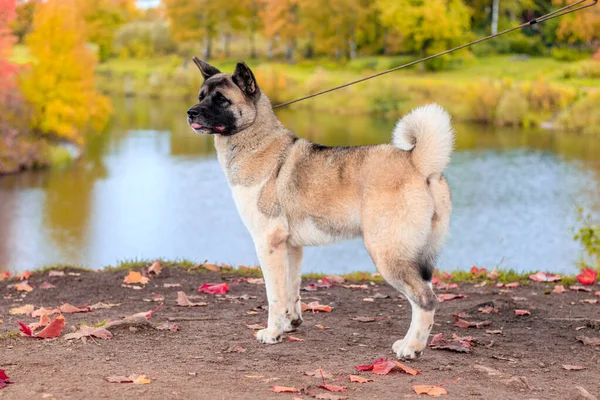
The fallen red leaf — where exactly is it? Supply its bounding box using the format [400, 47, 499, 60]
[437, 293, 466, 302]
[58, 303, 89, 314]
[9, 304, 35, 316]
[529, 272, 562, 282]
[301, 301, 332, 313]
[29, 314, 50, 331]
[0, 369, 12, 390]
[413, 385, 448, 397]
[123, 271, 150, 285]
[576, 268, 597, 286]
[432, 276, 441, 285]
[315, 324, 330, 330]
[428, 333, 472, 353]
[470, 266, 486, 278]
[326, 274, 345, 284]
[478, 305, 499, 314]
[272, 385, 298, 393]
[177, 291, 208, 307]
[288, 336, 305, 342]
[198, 283, 229, 294]
[349, 375, 373, 383]
[355, 358, 419, 376]
[302, 283, 318, 291]
[31, 307, 56, 318]
[496, 282, 520, 289]
[514, 310, 531, 316]
[318, 384, 347, 392]
[442, 272, 453, 280]
[19, 315, 65, 339]
[14, 281, 33, 292]
[19, 271, 31, 281]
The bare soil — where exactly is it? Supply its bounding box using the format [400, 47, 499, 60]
[1, 267, 599, 400]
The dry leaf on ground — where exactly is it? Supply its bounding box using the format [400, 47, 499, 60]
[302, 301, 332, 313]
[553, 285, 567, 293]
[349, 375, 373, 383]
[39, 282, 56, 289]
[147, 261, 163, 275]
[428, 333, 473, 353]
[352, 316, 375, 322]
[59, 303, 89, 314]
[576, 336, 600, 346]
[89, 302, 121, 310]
[288, 336, 304, 342]
[105, 374, 152, 384]
[576, 268, 597, 286]
[9, 304, 34, 315]
[356, 358, 420, 376]
[64, 325, 113, 341]
[562, 365, 586, 370]
[48, 270, 65, 277]
[413, 385, 448, 397]
[156, 321, 181, 331]
[529, 272, 562, 282]
[123, 271, 149, 285]
[272, 385, 298, 393]
[318, 384, 347, 392]
[246, 278, 265, 285]
[177, 291, 208, 307]
[19, 271, 31, 281]
[514, 310, 531, 316]
[454, 316, 492, 329]
[437, 293, 466, 302]
[14, 281, 33, 292]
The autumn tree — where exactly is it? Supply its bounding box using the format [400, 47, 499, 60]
[376, 0, 472, 67]
[77, 0, 140, 61]
[238, 0, 264, 58]
[553, 0, 600, 45]
[259, 0, 303, 62]
[19, 0, 110, 144]
[0, 0, 20, 133]
[163, 0, 220, 59]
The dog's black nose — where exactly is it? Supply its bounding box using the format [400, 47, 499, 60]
[187, 108, 199, 118]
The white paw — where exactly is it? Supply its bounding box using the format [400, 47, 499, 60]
[256, 328, 283, 344]
[392, 338, 425, 360]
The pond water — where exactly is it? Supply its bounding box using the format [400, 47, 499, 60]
[1, 97, 599, 274]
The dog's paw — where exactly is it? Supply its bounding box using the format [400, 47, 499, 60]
[283, 315, 303, 332]
[392, 339, 424, 360]
[256, 328, 283, 344]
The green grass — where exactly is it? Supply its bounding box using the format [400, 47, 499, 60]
[2, 259, 586, 286]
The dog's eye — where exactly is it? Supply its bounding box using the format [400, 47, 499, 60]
[215, 93, 230, 107]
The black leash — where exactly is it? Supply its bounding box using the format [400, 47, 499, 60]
[273, 0, 598, 109]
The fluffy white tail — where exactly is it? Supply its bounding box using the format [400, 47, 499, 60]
[392, 104, 454, 178]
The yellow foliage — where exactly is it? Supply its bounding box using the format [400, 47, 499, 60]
[19, 0, 110, 145]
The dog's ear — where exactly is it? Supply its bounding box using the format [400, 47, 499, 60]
[193, 57, 221, 80]
[232, 61, 259, 98]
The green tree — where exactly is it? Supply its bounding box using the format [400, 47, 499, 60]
[376, 0, 472, 68]
[19, 0, 110, 144]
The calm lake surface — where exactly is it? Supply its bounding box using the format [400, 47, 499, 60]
[1, 97, 599, 274]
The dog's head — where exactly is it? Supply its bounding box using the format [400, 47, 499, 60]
[187, 58, 260, 136]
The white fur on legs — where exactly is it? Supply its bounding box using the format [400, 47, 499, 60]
[254, 235, 289, 344]
[283, 245, 303, 332]
[393, 297, 435, 359]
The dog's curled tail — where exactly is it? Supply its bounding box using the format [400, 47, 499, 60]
[392, 103, 454, 178]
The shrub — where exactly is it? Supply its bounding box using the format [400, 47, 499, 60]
[561, 60, 600, 79]
[551, 47, 592, 62]
[506, 33, 547, 56]
[461, 79, 504, 123]
[574, 208, 600, 270]
[495, 89, 529, 126]
[556, 90, 600, 135]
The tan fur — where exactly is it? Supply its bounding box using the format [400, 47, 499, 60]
[191, 62, 453, 359]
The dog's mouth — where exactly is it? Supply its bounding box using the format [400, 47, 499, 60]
[189, 120, 226, 134]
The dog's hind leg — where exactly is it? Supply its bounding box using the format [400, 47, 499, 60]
[363, 187, 437, 360]
[284, 245, 303, 332]
[254, 226, 291, 344]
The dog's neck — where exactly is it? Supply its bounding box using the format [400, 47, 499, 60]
[214, 93, 289, 174]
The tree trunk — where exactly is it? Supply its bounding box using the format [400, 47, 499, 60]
[491, 0, 500, 35]
[349, 37, 357, 59]
[250, 29, 256, 59]
[383, 28, 390, 55]
[285, 40, 295, 63]
[267, 39, 273, 60]
[203, 35, 212, 60]
[224, 32, 231, 58]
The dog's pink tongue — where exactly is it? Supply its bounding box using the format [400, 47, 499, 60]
[191, 123, 202, 129]
[214, 125, 225, 132]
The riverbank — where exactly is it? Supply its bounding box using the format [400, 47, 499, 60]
[0, 136, 75, 176]
[1, 263, 599, 399]
[94, 54, 600, 134]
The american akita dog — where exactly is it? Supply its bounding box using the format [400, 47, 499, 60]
[187, 58, 454, 359]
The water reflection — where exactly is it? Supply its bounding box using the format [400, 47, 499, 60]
[0, 97, 598, 274]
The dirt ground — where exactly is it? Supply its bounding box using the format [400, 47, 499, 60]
[0, 267, 599, 400]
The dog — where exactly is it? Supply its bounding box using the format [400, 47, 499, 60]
[187, 58, 454, 359]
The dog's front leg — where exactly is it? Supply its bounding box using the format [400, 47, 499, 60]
[284, 245, 303, 332]
[255, 228, 290, 344]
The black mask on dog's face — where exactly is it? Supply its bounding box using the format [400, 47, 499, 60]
[187, 58, 260, 136]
